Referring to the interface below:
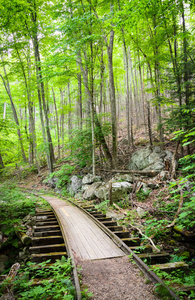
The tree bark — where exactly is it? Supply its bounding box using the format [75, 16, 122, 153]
[0, 57, 27, 163]
[107, 28, 118, 168]
[31, 9, 54, 173]
[0, 151, 4, 168]
[52, 87, 60, 159]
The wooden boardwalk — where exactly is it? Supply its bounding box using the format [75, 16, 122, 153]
[41, 195, 124, 260]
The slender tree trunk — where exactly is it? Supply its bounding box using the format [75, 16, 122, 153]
[77, 70, 82, 129]
[67, 80, 72, 139]
[107, 28, 117, 168]
[31, 11, 54, 173]
[0, 57, 27, 163]
[0, 152, 4, 168]
[52, 87, 60, 159]
[77, 51, 113, 166]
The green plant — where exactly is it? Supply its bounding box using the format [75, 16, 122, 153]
[0, 183, 48, 247]
[95, 200, 109, 214]
[136, 189, 151, 202]
[0, 257, 75, 299]
[46, 164, 76, 190]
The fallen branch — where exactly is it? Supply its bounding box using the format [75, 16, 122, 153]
[112, 203, 160, 252]
[113, 203, 127, 215]
[129, 223, 160, 253]
[101, 169, 159, 176]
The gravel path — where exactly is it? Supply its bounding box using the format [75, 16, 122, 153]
[77, 256, 160, 300]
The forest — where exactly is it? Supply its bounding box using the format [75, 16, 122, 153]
[0, 0, 194, 173]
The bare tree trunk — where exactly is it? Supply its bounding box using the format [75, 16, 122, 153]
[107, 28, 117, 168]
[77, 51, 113, 166]
[31, 11, 54, 173]
[0, 152, 4, 168]
[67, 80, 72, 139]
[77, 70, 82, 129]
[52, 87, 60, 160]
[0, 57, 27, 163]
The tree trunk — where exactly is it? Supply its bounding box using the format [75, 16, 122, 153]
[77, 51, 113, 166]
[67, 80, 72, 139]
[0, 151, 4, 168]
[0, 57, 27, 163]
[107, 28, 117, 168]
[52, 87, 60, 160]
[31, 11, 54, 173]
[77, 70, 82, 129]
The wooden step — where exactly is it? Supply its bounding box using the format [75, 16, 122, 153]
[114, 231, 129, 238]
[102, 221, 117, 226]
[151, 261, 189, 272]
[107, 226, 123, 232]
[36, 216, 56, 221]
[30, 244, 66, 254]
[36, 220, 58, 226]
[32, 236, 64, 246]
[31, 252, 67, 263]
[97, 217, 112, 222]
[175, 285, 195, 292]
[121, 237, 141, 246]
[34, 225, 60, 232]
[34, 230, 62, 237]
[138, 253, 170, 264]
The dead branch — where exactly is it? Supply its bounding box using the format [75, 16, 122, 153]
[112, 203, 160, 252]
[113, 203, 127, 215]
[101, 169, 159, 176]
[129, 223, 160, 253]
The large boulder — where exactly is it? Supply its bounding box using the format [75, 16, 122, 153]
[46, 177, 59, 188]
[128, 146, 174, 173]
[83, 182, 102, 200]
[67, 175, 82, 195]
[82, 173, 101, 185]
[95, 182, 133, 201]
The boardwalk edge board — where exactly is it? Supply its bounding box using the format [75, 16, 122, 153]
[50, 206, 82, 300]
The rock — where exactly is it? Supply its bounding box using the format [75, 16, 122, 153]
[128, 146, 174, 173]
[82, 173, 101, 185]
[110, 174, 135, 183]
[83, 182, 102, 200]
[46, 177, 59, 188]
[95, 182, 133, 201]
[0, 255, 9, 273]
[74, 192, 83, 200]
[67, 175, 82, 195]
[94, 184, 108, 201]
[137, 207, 147, 218]
[142, 183, 150, 194]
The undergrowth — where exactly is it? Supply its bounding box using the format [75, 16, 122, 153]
[0, 257, 76, 300]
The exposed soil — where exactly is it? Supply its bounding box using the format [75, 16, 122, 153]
[78, 256, 159, 300]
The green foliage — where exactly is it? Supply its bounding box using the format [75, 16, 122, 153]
[0, 183, 46, 246]
[136, 189, 151, 202]
[66, 128, 92, 168]
[144, 219, 169, 238]
[47, 164, 76, 189]
[95, 200, 109, 214]
[0, 257, 75, 299]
